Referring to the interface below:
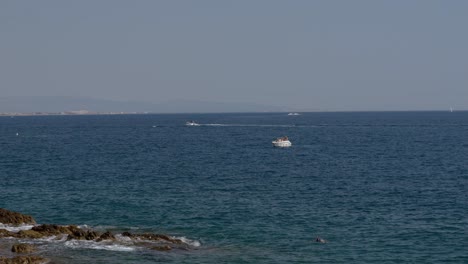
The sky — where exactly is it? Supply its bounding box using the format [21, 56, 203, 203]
[1, 0, 467, 111]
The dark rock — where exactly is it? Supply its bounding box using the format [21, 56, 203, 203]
[121, 231, 132, 237]
[315, 237, 327, 243]
[0, 256, 47, 264]
[151, 245, 172, 251]
[32, 224, 81, 236]
[121, 232, 182, 244]
[17, 230, 43, 239]
[11, 243, 36, 253]
[0, 209, 36, 225]
[67, 230, 100, 241]
[0, 229, 16, 238]
[96, 231, 115, 242]
[84, 231, 99, 240]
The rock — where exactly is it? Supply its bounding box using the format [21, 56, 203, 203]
[121, 231, 132, 237]
[11, 244, 36, 254]
[17, 230, 43, 239]
[32, 224, 81, 236]
[84, 231, 99, 240]
[0, 229, 16, 238]
[315, 237, 327, 243]
[67, 230, 100, 241]
[151, 245, 172, 251]
[121, 232, 182, 244]
[96, 231, 115, 242]
[0, 256, 47, 264]
[0, 209, 36, 225]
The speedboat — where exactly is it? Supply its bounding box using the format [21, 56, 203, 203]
[186, 121, 200, 126]
[288, 113, 300, 116]
[272, 136, 292, 147]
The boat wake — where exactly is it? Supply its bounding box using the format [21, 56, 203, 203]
[204, 123, 297, 128]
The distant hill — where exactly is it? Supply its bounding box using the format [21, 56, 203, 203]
[0, 96, 288, 113]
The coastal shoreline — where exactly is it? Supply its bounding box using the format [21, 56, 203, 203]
[0, 208, 199, 264]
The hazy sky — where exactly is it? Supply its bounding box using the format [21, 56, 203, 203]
[1, 0, 467, 111]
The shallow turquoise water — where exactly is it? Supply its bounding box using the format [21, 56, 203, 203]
[1, 112, 467, 263]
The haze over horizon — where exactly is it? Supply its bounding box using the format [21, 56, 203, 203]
[1, 1, 467, 112]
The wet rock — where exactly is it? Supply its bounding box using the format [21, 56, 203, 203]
[0, 209, 194, 260]
[11, 244, 36, 254]
[32, 224, 81, 236]
[121, 231, 132, 237]
[96, 231, 115, 242]
[67, 230, 100, 241]
[0, 229, 16, 238]
[0, 256, 47, 264]
[151, 245, 172, 251]
[0, 209, 36, 226]
[16, 230, 43, 239]
[121, 232, 182, 244]
[84, 231, 99, 240]
[315, 237, 327, 243]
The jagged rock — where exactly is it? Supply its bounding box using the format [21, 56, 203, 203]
[96, 231, 115, 242]
[32, 224, 81, 236]
[67, 230, 100, 241]
[0, 256, 46, 264]
[121, 231, 131, 237]
[151, 245, 172, 251]
[11, 243, 36, 253]
[12, 225, 89, 240]
[0, 229, 16, 238]
[0, 209, 36, 225]
[0, 209, 192, 260]
[85, 231, 99, 240]
[121, 232, 182, 244]
[17, 230, 43, 239]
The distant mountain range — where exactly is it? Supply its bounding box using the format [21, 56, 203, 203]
[0, 96, 291, 113]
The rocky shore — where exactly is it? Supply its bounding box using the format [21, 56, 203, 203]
[0, 208, 197, 264]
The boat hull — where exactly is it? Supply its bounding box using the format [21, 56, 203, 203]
[186, 122, 200, 126]
[272, 140, 292, 147]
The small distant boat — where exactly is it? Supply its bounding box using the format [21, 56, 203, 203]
[186, 121, 200, 126]
[288, 113, 300, 116]
[272, 136, 292, 147]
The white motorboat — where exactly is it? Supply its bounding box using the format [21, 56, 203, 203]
[186, 121, 200, 126]
[272, 136, 292, 147]
[288, 113, 300, 116]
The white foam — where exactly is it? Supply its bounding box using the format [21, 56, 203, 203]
[0, 223, 34, 232]
[36, 235, 68, 243]
[174, 236, 201, 247]
[114, 234, 133, 242]
[64, 240, 136, 252]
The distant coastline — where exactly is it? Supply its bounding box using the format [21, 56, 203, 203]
[0, 110, 151, 117]
[1, 109, 465, 116]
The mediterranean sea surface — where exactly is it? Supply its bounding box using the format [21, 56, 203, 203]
[0, 112, 467, 263]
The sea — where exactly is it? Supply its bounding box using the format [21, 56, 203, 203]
[0, 112, 467, 263]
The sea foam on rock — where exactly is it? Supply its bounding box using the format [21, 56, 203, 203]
[0, 208, 199, 258]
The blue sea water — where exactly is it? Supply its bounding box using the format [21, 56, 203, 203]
[0, 112, 467, 263]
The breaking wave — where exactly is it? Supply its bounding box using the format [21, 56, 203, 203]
[204, 123, 297, 127]
[0, 223, 35, 232]
[64, 240, 136, 252]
